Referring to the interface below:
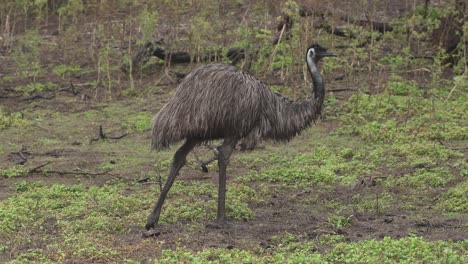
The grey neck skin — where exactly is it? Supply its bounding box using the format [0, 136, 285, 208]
[306, 54, 325, 103]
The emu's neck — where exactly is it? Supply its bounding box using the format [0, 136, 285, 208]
[258, 57, 326, 142]
[306, 56, 324, 101]
[306, 56, 325, 115]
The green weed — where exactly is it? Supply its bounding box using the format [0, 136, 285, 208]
[241, 146, 372, 186]
[0, 165, 29, 178]
[399, 167, 455, 189]
[15, 82, 59, 95]
[0, 111, 31, 130]
[154, 236, 466, 264]
[11, 30, 43, 80]
[437, 181, 468, 212]
[327, 215, 354, 229]
[52, 64, 82, 79]
[124, 112, 153, 132]
[352, 192, 394, 213]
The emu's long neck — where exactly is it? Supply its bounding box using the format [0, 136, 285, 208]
[258, 57, 326, 142]
[307, 56, 324, 102]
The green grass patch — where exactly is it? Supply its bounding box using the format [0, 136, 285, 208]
[0, 180, 259, 261]
[15, 82, 59, 95]
[123, 111, 153, 132]
[155, 236, 466, 263]
[0, 111, 31, 130]
[240, 146, 373, 186]
[0, 180, 258, 233]
[335, 91, 467, 142]
[0, 165, 29, 178]
[437, 181, 468, 212]
[52, 64, 82, 79]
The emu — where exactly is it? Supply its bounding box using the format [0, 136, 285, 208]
[146, 44, 336, 230]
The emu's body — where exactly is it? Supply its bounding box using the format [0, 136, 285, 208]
[146, 44, 335, 230]
[152, 63, 322, 150]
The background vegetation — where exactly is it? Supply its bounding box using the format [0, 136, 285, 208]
[0, 0, 466, 263]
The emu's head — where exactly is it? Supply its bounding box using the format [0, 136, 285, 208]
[307, 44, 336, 63]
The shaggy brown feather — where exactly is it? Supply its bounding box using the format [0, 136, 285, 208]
[151, 63, 322, 150]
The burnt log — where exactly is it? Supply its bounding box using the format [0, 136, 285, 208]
[130, 42, 245, 70]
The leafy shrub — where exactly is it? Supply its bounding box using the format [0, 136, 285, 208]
[155, 236, 466, 263]
[241, 146, 372, 186]
[12, 30, 43, 80]
[15, 82, 58, 95]
[0, 111, 30, 130]
[0, 165, 29, 178]
[52, 64, 82, 79]
[437, 181, 468, 212]
[124, 112, 153, 132]
[397, 167, 454, 189]
[387, 80, 422, 96]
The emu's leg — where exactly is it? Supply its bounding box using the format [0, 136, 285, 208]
[216, 138, 237, 224]
[145, 139, 198, 230]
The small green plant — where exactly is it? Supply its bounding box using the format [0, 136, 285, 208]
[98, 161, 116, 171]
[15, 82, 58, 95]
[57, 0, 84, 31]
[327, 215, 353, 229]
[136, 8, 159, 45]
[124, 112, 152, 132]
[353, 192, 394, 214]
[318, 234, 346, 246]
[15, 181, 44, 192]
[241, 146, 371, 186]
[399, 167, 454, 189]
[387, 79, 422, 96]
[381, 54, 407, 72]
[154, 236, 466, 263]
[437, 181, 468, 212]
[0, 111, 30, 130]
[271, 232, 299, 245]
[0, 165, 29, 178]
[52, 64, 82, 79]
[12, 30, 43, 81]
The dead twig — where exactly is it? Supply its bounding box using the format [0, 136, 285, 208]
[28, 161, 52, 173]
[24, 92, 55, 101]
[327, 88, 355, 93]
[11, 147, 32, 165]
[90, 126, 130, 143]
[34, 169, 117, 177]
[58, 81, 79, 95]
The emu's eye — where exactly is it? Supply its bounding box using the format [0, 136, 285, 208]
[308, 48, 315, 57]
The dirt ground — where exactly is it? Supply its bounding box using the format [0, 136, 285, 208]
[0, 1, 466, 262]
[1, 82, 466, 262]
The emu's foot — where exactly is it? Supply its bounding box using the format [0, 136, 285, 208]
[145, 217, 159, 231]
[142, 228, 161, 238]
[205, 219, 229, 229]
[200, 163, 209, 173]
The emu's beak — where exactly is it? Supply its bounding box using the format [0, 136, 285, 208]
[323, 51, 337, 57]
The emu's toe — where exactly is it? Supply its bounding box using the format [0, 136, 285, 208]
[145, 219, 156, 230]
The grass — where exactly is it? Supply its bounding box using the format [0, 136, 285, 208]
[0, 165, 30, 178]
[0, 111, 31, 130]
[0, 180, 258, 262]
[437, 181, 468, 212]
[0, 1, 467, 262]
[154, 236, 467, 263]
[0, 56, 466, 263]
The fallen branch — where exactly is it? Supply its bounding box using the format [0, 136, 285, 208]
[33, 169, 117, 177]
[25, 92, 55, 101]
[11, 147, 32, 165]
[28, 161, 52, 173]
[327, 88, 355, 93]
[58, 81, 79, 95]
[90, 126, 130, 143]
[130, 42, 245, 71]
